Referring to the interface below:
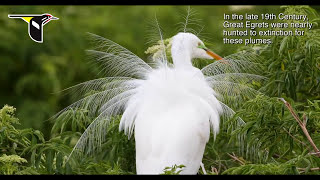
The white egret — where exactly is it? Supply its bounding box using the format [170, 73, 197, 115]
[131, 32, 224, 174]
[54, 17, 265, 174]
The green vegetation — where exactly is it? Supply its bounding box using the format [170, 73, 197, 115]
[161, 164, 186, 175]
[0, 5, 320, 174]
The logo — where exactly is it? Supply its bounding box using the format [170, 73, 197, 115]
[8, 13, 58, 43]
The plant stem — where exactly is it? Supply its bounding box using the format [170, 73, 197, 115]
[297, 167, 320, 173]
[282, 128, 309, 148]
[227, 153, 245, 165]
[278, 98, 320, 157]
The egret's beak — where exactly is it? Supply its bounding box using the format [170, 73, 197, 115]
[198, 44, 226, 63]
[204, 48, 223, 60]
[203, 47, 229, 64]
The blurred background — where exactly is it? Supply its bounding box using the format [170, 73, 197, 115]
[0, 5, 318, 139]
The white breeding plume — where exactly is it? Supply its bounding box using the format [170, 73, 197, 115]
[53, 11, 265, 174]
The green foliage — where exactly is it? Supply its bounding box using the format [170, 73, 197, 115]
[50, 109, 136, 174]
[75, 161, 129, 175]
[0, 104, 136, 174]
[161, 164, 186, 175]
[222, 162, 298, 175]
[202, 5, 320, 175]
[0, 154, 27, 175]
[0, 104, 74, 175]
[232, 95, 300, 162]
[0, 104, 44, 157]
[145, 38, 173, 63]
[261, 6, 320, 101]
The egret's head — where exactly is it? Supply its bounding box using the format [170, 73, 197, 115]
[171, 32, 222, 61]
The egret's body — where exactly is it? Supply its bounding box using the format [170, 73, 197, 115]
[58, 30, 264, 175]
[120, 33, 223, 174]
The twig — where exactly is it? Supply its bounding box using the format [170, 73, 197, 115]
[211, 166, 219, 174]
[202, 156, 227, 170]
[309, 152, 320, 156]
[227, 152, 245, 165]
[278, 98, 320, 157]
[282, 128, 309, 148]
[297, 167, 320, 173]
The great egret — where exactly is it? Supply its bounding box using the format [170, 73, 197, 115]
[132, 32, 224, 174]
[54, 18, 264, 174]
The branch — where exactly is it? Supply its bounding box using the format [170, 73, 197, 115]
[278, 98, 320, 157]
[211, 166, 219, 174]
[309, 152, 320, 156]
[297, 167, 320, 173]
[227, 152, 245, 165]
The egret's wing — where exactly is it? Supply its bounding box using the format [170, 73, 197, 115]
[53, 33, 152, 160]
[52, 77, 139, 119]
[67, 88, 138, 160]
[60, 77, 136, 100]
[86, 33, 152, 79]
[202, 51, 265, 108]
[207, 73, 266, 84]
[51, 77, 141, 136]
[206, 73, 266, 108]
[201, 52, 264, 76]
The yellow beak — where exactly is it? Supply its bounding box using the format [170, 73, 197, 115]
[205, 49, 223, 60]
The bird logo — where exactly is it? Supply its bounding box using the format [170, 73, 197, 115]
[8, 13, 58, 43]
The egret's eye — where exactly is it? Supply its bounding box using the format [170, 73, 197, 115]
[197, 42, 206, 50]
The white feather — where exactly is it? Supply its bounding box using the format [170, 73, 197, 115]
[125, 65, 222, 174]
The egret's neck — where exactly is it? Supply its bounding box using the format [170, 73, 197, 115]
[171, 49, 193, 68]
